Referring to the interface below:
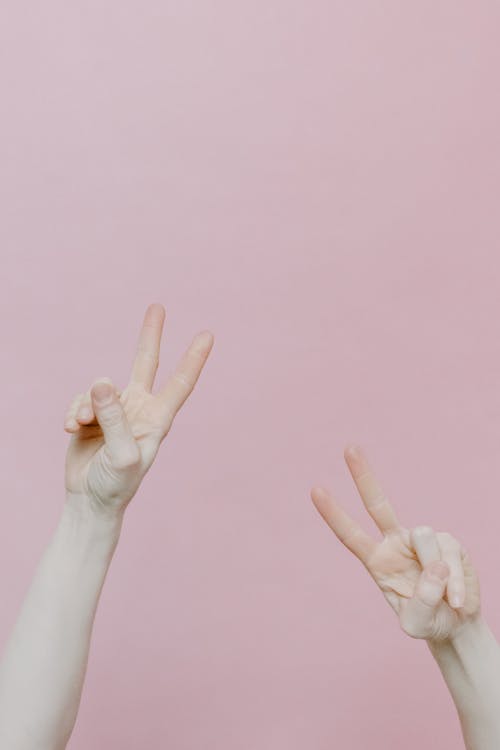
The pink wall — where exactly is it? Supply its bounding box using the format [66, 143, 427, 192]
[1, 2, 500, 747]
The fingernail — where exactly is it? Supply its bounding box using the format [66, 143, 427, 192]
[195, 330, 214, 351]
[79, 407, 92, 420]
[450, 594, 462, 608]
[345, 444, 361, 458]
[92, 382, 114, 406]
[412, 525, 434, 539]
[311, 486, 329, 501]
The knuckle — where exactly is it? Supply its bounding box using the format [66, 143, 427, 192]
[138, 347, 159, 365]
[173, 371, 193, 389]
[437, 531, 460, 551]
[99, 407, 123, 428]
[438, 531, 453, 543]
[412, 525, 434, 538]
[367, 492, 387, 510]
[342, 526, 364, 546]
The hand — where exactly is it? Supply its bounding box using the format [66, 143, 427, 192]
[311, 445, 480, 642]
[63, 303, 214, 519]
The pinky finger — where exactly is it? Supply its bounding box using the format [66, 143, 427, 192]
[438, 532, 466, 609]
[64, 394, 85, 432]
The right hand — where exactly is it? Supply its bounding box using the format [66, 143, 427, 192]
[63, 303, 214, 519]
[311, 445, 481, 642]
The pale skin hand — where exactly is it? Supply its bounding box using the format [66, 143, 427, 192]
[311, 445, 481, 641]
[310, 445, 500, 749]
[0, 303, 214, 750]
[63, 302, 214, 519]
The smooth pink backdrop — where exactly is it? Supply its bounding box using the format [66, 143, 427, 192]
[1, 2, 500, 748]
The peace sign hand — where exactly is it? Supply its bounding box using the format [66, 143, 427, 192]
[64, 303, 214, 520]
[311, 446, 480, 642]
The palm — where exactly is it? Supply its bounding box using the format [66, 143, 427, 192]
[366, 528, 421, 605]
[367, 530, 477, 638]
[64, 303, 213, 512]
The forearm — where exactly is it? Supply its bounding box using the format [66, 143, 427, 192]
[428, 616, 500, 750]
[0, 500, 123, 750]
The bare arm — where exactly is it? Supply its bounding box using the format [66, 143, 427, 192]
[0, 505, 123, 749]
[311, 444, 500, 750]
[0, 303, 214, 749]
[428, 617, 500, 749]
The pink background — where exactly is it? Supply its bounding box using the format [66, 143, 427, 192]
[1, 2, 500, 747]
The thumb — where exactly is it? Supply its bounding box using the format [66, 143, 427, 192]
[400, 561, 449, 639]
[90, 381, 140, 469]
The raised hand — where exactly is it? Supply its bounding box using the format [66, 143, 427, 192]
[311, 445, 480, 642]
[63, 303, 214, 518]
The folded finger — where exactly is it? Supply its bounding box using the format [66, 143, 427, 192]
[410, 526, 441, 567]
[77, 378, 120, 425]
[76, 393, 95, 424]
[438, 532, 466, 609]
[90, 381, 140, 468]
[64, 393, 85, 432]
[400, 561, 449, 638]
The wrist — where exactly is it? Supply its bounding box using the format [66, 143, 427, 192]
[63, 492, 125, 542]
[427, 612, 500, 740]
[427, 613, 500, 685]
[428, 613, 486, 652]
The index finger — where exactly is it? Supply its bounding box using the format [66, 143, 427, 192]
[129, 303, 166, 391]
[344, 444, 400, 535]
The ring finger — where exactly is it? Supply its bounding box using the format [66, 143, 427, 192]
[437, 532, 466, 609]
[64, 393, 85, 432]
